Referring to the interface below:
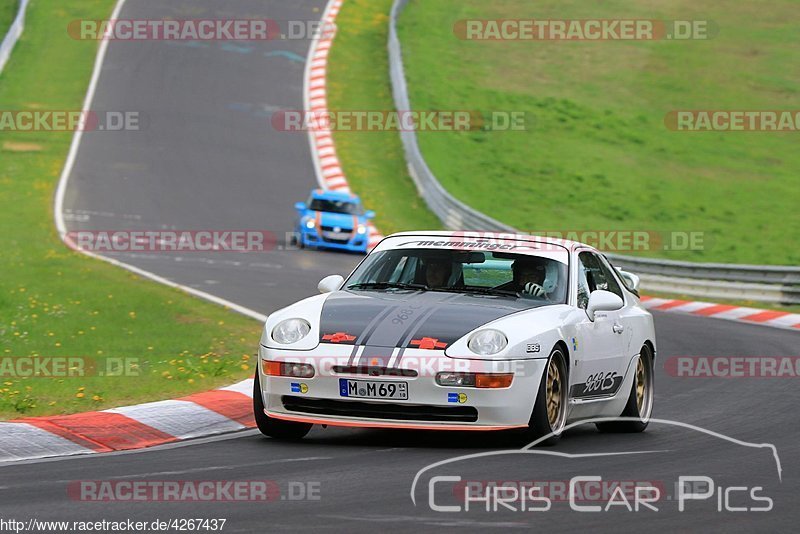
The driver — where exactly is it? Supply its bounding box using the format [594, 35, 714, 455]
[512, 258, 548, 297]
[422, 257, 452, 288]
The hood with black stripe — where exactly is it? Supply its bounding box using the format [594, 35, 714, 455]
[318, 289, 536, 349]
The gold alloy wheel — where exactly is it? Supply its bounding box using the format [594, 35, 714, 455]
[546, 357, 562, 428]
[636, 357, 646, 413]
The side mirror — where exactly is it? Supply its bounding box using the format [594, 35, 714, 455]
[586, 290, 624, 321]
[618, 270, 640, 293]
[318, 274, 344, 294]
[364, 210, 376, 220]
[294, 202, 306, 211]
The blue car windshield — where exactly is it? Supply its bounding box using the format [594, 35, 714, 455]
[309, 199, 362, 215]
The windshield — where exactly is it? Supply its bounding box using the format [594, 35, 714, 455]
[345, 248, 569, 304]
[308, 198, 362, 215]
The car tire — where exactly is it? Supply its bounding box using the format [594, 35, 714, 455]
[526, 347, 568, 446]
[253, 373, 312, 440]
[596, 344, 654, 434]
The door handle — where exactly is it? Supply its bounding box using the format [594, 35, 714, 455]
[612, 323, 625, 334]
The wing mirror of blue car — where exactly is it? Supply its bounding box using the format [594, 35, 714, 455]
[318, 274, 344, 294]
[364, 210, 376, 219]
[294, 202, 306, 211]
[586, 290, 624, 321]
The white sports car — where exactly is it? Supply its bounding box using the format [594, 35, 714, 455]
[254, 232, 656, 444]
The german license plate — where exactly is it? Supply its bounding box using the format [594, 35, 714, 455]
[339, 378, 408, 400]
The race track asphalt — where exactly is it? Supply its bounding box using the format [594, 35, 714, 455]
[2, 1, 797, 532]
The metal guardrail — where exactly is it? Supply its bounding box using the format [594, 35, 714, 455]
[387, 0, 800, 305]
[0, 0, 30, 75]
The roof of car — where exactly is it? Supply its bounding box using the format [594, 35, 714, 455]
[310, 188, 360, 202]
[384, 231, 596, 253]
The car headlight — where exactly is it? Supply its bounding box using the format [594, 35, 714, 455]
[304, 218, 316, 229]
[467, 329, 508, 355]
[271, 318, 311, 344]
[356, 224, 367, 234]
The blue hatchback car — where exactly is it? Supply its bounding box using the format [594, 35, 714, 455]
[293, 189, 375, 253]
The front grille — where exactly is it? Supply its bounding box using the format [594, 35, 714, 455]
[281, 396, 478, 423]
[332, 365, 418, 377]
[321, 236, 351, 244]
[320, 226, 353, 232]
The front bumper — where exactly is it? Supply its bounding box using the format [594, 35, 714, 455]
[300, 228, 368, 252]
[258, 344, 547, 430]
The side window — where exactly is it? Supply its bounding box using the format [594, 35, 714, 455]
[597, 255, 624, 299]
[576, 253, 593, 309]
[577, 252, 623, 305]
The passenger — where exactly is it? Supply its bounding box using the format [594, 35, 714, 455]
[512, 258, 548, 297]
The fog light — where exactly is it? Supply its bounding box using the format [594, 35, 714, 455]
[436, 372, 476, 387]
[435, 372, 513, 388]
[262, 360, 315, 378]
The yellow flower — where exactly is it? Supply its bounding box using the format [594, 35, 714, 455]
[76, 392, 85, 398]
[92, 395, 102, 401]
[78, 387, 85, 391]
[217, 321, 225, 326]
[48, 401, 57, 406]
[55, 342, 61, 347]
[241, 354, 250, 361]
[187, 379, 195, 384]
[241, 363, 250, 371]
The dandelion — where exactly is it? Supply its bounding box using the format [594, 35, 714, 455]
[217, 321, 224, 326]
[55, 342, 61, 347]
[92, 395, 102, 401]
[48, 401, 57, 406]
[187, 378, 195, 384]
[241, 363, 250, 371]
[76, 392, 85, 398]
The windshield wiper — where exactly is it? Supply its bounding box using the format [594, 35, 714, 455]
[430, 286, 520, 297]
[347, 282, 429, 291]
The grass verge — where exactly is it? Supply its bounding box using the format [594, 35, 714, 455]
[396, 0, 799, 265]
[326, 1, 797, 312]
[326, 0, 441, 234]
[0, 0, 18, 37]
[0, 0, 261, 419]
